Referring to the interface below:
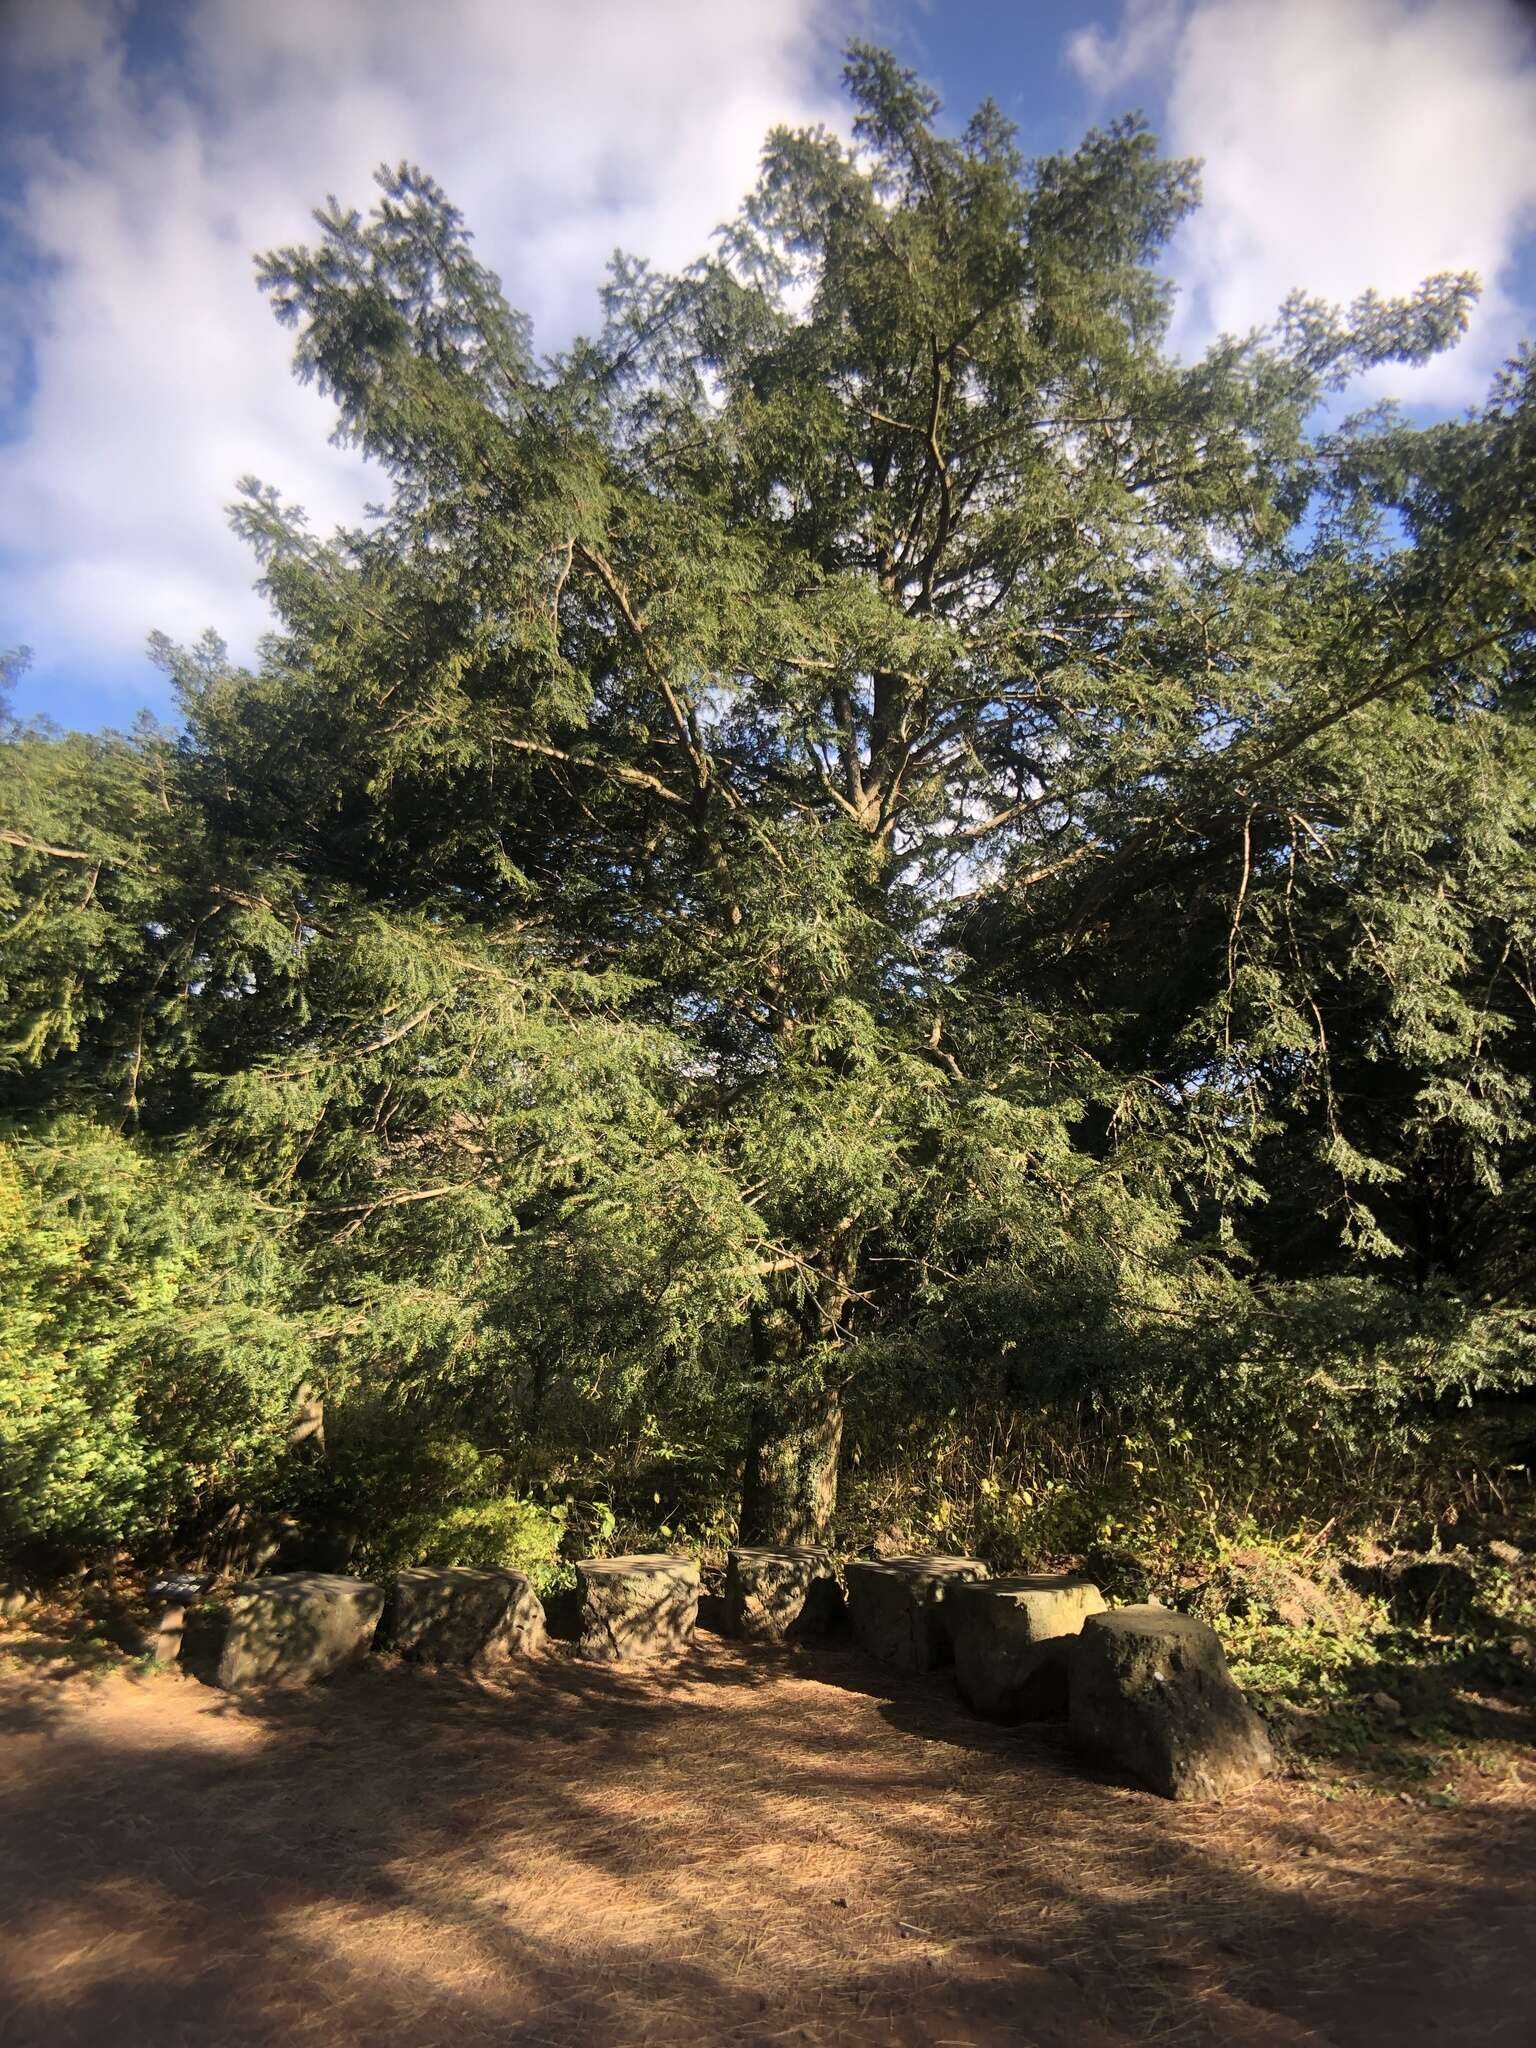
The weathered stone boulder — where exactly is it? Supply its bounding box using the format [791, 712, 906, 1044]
[576, 1554, 699, 1663]
[1342, 1552, 1483, 1629]
[386, 1566, 546, 1667]
[213, 1572, 384, 1692]
[951, 1574, 1106, 1720]
[845, 1555, 988, 1672]
[1184, 1550, 1364, 1635]
[1070, 1606, 1273, 1801]
[724, 1546, 842, 1644]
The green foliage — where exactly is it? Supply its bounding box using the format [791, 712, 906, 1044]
[838, 1394, 1536, 1586]
[1213, 1559, 1534, 1792]
[0, 1120, 307, 1560]
[1, 46, 1533, 1567]
[309, 1413, 568, 1588]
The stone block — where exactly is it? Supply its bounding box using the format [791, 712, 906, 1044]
[1069, 1605, 1273, 1802]
[386, 1566, 546, 1666]
[845, 1555, 988, 1672]
[214, 1572, 384, 1692]
[1185, 1551, 1362, 1635]
[145, 1572, 211, 1668]
[724, 1546, 842, 1644]
[576, 1554, 699, 1663]
[950, 1574, 1106, 1720]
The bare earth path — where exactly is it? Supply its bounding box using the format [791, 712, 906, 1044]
[2, 1624, 1533, 2046]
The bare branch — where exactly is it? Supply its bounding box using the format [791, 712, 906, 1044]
[1, 827, 118, 863]
[576, 541, 712, 793]
[497, 734, 688, 807]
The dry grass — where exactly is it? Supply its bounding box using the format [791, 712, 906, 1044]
[1, 1614, 1533, 2046]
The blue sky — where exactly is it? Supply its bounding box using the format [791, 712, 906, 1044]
[3, 0, 1535, 734]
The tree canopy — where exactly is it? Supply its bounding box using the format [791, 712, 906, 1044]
[3, 47, 1533, 1564]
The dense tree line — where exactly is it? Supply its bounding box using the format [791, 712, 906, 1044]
[3, 50, 1533, 1574]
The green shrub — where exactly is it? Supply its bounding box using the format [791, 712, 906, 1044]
[837, 1394, 1536, 1583]
[302, 1408, 568, 1591]
[0, 1121, 307, 1565]
[365, 1487, 569, 1588]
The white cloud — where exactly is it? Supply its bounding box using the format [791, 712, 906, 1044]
[1065, 0, 1182, 99]
[1069, 0, 1536, 406]
[0, 0, 841, 722]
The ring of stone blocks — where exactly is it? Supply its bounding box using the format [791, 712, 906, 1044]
[574, 1553, 701, 1663]
[844, 1555, 989, 1670]
[723, 1545, 838, 1642]
[948, 1573, 1107, 1721]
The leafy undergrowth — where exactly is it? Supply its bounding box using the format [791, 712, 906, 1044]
[1217, 1580, 1536, 1803]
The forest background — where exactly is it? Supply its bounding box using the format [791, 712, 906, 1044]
[2, 49, 1534, 1667]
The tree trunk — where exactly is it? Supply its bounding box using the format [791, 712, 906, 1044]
[739, 1386, 845, 1545]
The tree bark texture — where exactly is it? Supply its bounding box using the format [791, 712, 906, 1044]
[739, 1388, 844, 1545]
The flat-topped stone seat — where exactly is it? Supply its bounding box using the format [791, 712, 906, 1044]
[724, 1546, 842, 1644]
[386, 1566, 546, 1667]
[951, 1574, 1107, 1721]
[845, 1555, 988, 1672]
[576, 1554, 700, 1663]
[212, 1572, 384, 1692]
[1069, 1605, 1274, 1802]
[145, 1571, 212, 1668]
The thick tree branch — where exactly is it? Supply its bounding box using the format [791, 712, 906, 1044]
[1, 827, 118, 863]
[497, 734, 688, 807]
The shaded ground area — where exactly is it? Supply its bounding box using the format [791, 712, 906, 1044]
[1, 1616, 1534, 2046]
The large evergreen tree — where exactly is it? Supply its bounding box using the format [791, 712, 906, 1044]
[5, 49, 1533, 1551]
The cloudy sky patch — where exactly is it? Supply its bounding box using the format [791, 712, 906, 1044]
[2, 0, 1533, 728]
[0, 0, 838, 723]
[1070, 0, 1536, 400]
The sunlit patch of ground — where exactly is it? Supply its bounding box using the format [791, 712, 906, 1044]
[1, 1614, 1533, 2045]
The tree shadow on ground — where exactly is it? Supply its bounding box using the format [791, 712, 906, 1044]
[1272, 1639, 1536, 1793]
[1, 1629, 1533, 2047]
[0, 1612, 151, 1735]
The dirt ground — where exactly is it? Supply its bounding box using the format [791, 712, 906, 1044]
[1, 1616, 1534, 2047]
